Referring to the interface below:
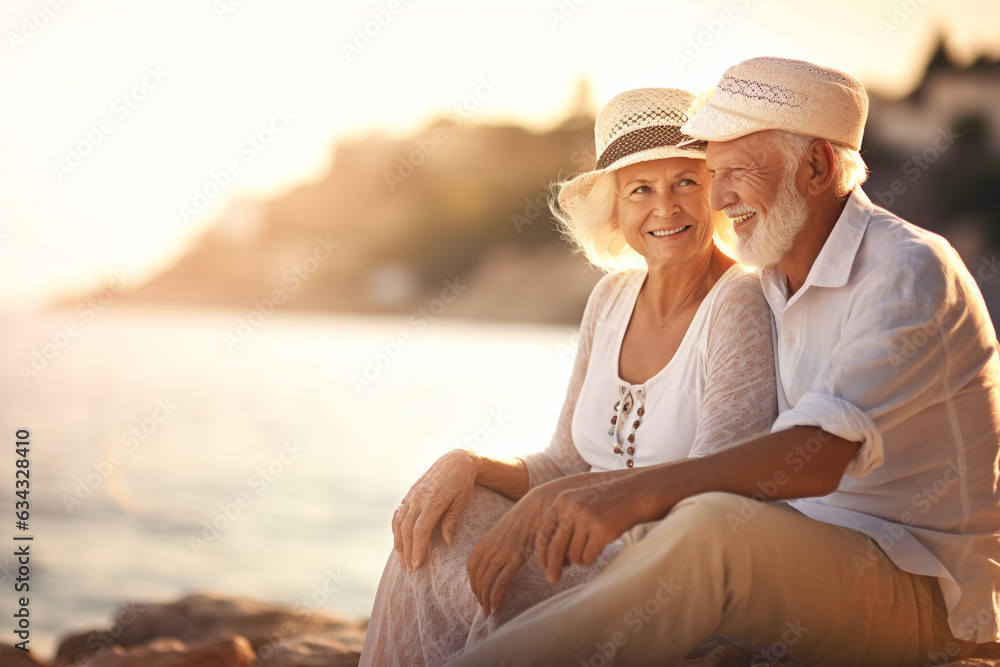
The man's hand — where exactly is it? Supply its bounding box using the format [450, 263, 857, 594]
[466, 483, 550, 617]
[467, 470, 635, 615]
[535, 475, 650, 584]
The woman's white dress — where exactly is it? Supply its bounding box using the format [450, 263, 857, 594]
[360, 266, 779, 666]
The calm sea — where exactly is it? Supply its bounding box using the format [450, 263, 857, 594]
[0, 307, 577, 660]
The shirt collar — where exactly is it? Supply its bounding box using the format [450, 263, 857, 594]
[761, 187, 875, 304]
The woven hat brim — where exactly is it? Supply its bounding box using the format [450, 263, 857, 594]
[680, 101, 778, 144]
[557, 144, 706, 214]
[680, 101, 861, 150]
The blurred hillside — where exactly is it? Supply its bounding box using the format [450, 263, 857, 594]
[111, 44, 1000, 324]
[114, 80, 604, 323]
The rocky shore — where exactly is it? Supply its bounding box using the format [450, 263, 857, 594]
[11, 593, 366, 667]
[7, 593, 999, 666]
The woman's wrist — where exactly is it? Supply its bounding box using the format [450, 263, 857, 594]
[454, 448, 485, 478]
[469, 454, 530, 501]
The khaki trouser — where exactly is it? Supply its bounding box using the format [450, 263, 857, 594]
[447, 492, 980, 666]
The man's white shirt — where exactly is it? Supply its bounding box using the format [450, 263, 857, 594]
[762, 187, 1000, 644]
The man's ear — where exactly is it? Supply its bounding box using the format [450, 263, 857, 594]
[805, 139, 836, 195]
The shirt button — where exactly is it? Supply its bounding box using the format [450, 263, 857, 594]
[786, 337, 796, 346]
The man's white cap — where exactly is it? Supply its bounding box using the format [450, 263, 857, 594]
[680, 57, 869, 151]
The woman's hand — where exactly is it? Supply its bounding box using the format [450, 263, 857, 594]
[392, 449, 481, 572]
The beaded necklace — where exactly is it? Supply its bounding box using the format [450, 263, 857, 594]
[608, 385, 645, 468]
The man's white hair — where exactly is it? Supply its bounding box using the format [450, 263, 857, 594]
[768, 130, 869, 197]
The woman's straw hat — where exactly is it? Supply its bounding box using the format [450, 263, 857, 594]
[680, 57, 869, 150]
[557, 88, 706, 213]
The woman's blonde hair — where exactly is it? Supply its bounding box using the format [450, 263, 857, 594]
[550, 168, 736, 272]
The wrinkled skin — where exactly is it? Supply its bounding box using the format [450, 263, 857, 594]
[467, 470, 633, 615]
[534, 473, 652, 584]
[391, 449, 481, 572]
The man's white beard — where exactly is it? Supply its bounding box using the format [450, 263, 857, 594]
[731, 176, 810, 271]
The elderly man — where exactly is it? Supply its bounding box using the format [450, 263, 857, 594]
[447, 57, 1000, 666]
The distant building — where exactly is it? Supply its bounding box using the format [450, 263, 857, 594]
[867, 40, 1000, 152]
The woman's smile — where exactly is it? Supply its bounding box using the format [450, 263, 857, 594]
[649, 225, 691, 238]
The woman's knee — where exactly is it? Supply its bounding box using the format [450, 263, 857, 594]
[448, 485, 515, 542]
[406, 486, 516, 571]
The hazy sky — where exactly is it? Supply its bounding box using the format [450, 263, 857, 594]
[1, 0, 998, 308]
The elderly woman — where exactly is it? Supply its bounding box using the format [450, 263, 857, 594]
[359, 88, 778, 666]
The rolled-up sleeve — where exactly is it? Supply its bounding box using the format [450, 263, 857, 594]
[774, 254, 958, 479]
[772, 394, 883, 478]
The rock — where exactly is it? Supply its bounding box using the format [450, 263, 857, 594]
[52, 632, 92, 666]
[0, 644, 47, 666]
[260, 633, 364, 667]
[55, 592, 364, 666]
[86, 635, 255, 667]
[680, 636, 753, 666]
[679, 635, 796, 666]
[677, 643, 753, 667]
